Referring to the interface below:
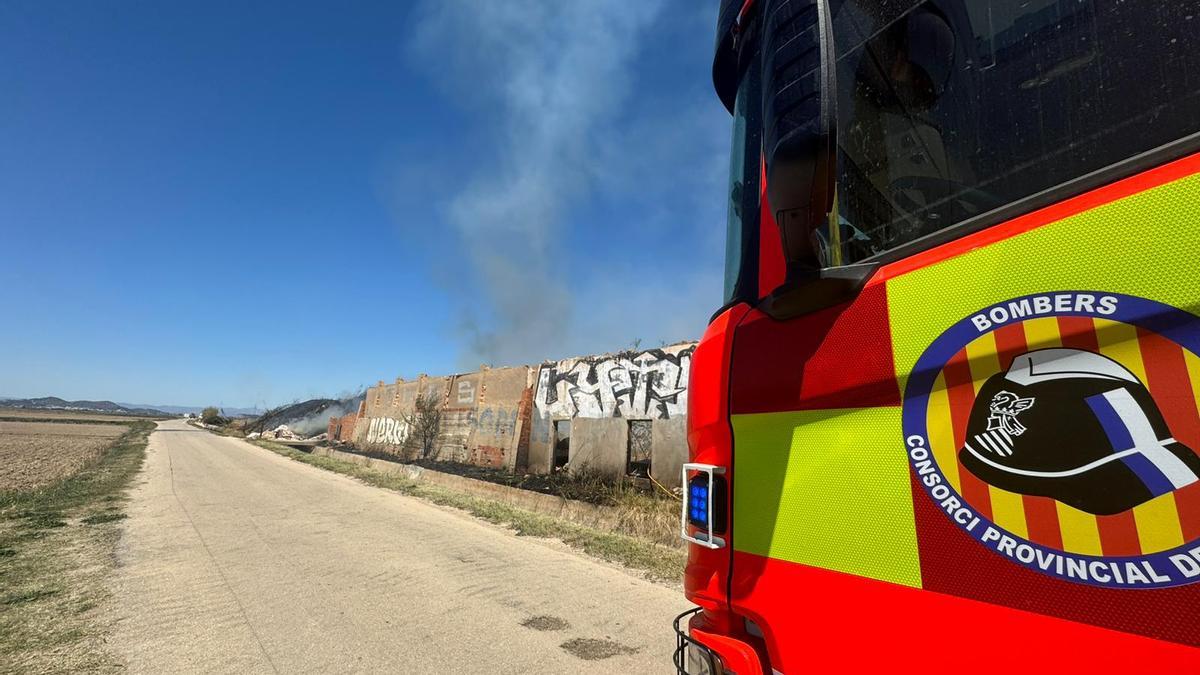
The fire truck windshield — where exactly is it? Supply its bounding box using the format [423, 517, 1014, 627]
[724, 77, 751, 302]
[819, 0, 1200, 266]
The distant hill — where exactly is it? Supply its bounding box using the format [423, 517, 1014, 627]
[0, 396, 170, 417]
[115, 402, 264, 417]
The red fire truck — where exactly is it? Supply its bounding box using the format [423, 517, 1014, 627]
[677, 0, 1200, 672]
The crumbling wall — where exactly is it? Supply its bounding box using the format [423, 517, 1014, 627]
[337, 412, 359, 442]
[355, 376, 449, 457]
[514, 386, 534, 471]
[354, 367, 532, 469]
[326, 411, 360, 443]
[349, 342, 693, 484]
[436, 371, 482, 462]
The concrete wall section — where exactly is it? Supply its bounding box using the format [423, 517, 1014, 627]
[650, 417, 687, 490]
[567, 418, 627, 476]
[355, 367, 533, 470]
[355, 375, 449, 455]
[527, 415, 554, 477]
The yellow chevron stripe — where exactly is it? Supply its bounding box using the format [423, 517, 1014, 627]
[731, 408, 922, 588]
[963, 332, 1002, 396]
[926, 371, 960, 492]
[1056, 502, 1104, 556]
[990, 487, 1029, 539]
[1133, 493, 1185, 553]
[1093, 317, 1149, 384]
[1184, 350, 1200, 423]
[1020, 316, 1063, 351]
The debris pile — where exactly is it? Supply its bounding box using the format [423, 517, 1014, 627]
[261, 424, 297, 440]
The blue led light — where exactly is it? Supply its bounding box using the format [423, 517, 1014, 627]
[687, 478, 714, 528]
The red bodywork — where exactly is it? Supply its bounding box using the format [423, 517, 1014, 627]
[682, 154, 1200, 673]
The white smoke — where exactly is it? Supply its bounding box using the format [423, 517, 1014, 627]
[409, 0, 671, 366]
[259, 395, 364, 437]
[287, 399, 358, 437]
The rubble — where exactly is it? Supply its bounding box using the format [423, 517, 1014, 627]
[261, 424, 297, 441]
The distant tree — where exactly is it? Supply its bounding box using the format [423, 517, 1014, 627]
[201, 407, 224, 425]
[403, 392, 442, 459]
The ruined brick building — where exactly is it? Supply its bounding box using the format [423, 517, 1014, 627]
[339, 342, 695, 488]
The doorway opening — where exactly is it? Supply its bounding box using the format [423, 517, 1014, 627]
[627, 420, 652, 478]
[552, 420, 572, 470]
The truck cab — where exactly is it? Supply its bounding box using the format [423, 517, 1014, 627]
[678, 1, 1200, 672]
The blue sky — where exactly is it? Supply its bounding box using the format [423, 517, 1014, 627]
[0, 1, 730, 410]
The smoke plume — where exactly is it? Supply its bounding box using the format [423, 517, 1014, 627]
[409, 0, 669, 366]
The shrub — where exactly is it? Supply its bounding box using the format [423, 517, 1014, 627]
[403, 392, 442, 459]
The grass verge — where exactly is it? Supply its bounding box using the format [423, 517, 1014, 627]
[0, 421, 155, 674]
[250, 439, 686, 582]
[302, 442, 682, 546]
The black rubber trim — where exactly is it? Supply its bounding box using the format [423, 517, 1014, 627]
[756, 261, 877, 320]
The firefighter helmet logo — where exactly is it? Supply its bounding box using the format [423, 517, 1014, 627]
[958, 348, 1200, 516]
[902, 291, 1200, 589]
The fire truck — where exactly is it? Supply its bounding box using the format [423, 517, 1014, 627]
[677, 0, 1200, 672]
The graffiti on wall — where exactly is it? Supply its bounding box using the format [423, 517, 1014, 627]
[440, 408, 520, 442]
[534, 346, 694, 420]
[366, 417, 410, 446]
[475, 407, 519, 438]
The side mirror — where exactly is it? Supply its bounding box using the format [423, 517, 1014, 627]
[761, 0, 837, 276]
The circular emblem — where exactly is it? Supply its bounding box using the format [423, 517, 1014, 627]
[903, 291, 1200, 588]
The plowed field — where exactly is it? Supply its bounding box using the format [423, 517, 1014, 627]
[0, 422, 127, 491]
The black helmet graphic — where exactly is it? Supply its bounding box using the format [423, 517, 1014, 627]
[958, 348, 1200, 515]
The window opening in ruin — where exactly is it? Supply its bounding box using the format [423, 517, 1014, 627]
[553, 420, 571, 470]
[627, 420, 652, 478]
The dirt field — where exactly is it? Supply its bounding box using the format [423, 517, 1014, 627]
[0, 420, 153, 673]
[0, 421, 128, 492]
[0, 408, 159, 423]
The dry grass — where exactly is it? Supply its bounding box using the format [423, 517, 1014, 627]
[337, 447, 682, 547]
[0, 423, 128, 492]
[0, 421, 154, 673]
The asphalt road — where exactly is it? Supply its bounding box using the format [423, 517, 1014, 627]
[107, 420, 691, 674]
